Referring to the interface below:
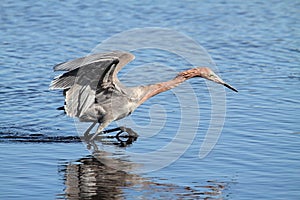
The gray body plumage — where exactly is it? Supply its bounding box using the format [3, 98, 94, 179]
[50, 51, 147, 125]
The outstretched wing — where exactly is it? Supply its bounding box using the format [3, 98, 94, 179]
[50, 51, 135, 89]
[50, 51, 135, 119]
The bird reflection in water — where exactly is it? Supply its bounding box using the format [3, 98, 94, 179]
[60, 154, 139, 199]
[59, 153, 229, 199]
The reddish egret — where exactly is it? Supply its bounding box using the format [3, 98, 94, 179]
[50, 51, 237, 140]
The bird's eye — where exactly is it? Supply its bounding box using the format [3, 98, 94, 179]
[209, 74, 215, 77]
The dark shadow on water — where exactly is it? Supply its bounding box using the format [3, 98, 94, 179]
[0, 130, 136, 146]
[0, 132, 81, 143]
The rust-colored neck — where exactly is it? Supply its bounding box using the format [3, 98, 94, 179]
[176, 68, 200, 79]
[138, 68, 199, 105]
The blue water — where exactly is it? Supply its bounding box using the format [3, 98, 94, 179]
[1, 0, 300, 199]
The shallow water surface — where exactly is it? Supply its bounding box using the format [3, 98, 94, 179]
[1, 0, 300, 199]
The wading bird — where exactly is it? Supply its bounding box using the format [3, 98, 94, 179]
[50, 51, 237, 141]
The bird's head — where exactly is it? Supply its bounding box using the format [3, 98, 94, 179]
[197, 67, 238, 92]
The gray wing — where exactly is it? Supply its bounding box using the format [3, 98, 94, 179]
[50, 51, 135, 89]
[53, 51, 135, 72]
[49, 51, 135, 119]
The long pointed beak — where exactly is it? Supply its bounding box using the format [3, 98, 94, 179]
[223, 83, 238, 92]
[213, 75, 238, 92]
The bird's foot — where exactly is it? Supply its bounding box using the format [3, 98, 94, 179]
[114, 127, 138, 147]
[83, 126, 139, 148]
[86, 139, 99, 151]
[117, 126, 139, 137]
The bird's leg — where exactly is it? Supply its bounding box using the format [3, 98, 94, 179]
[89, 121, 111, 141]
[102, 127, 123, 134]
[83, 122, 97, 139]
[102, 126, 139, 137]
[118, 126, 139, 137]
